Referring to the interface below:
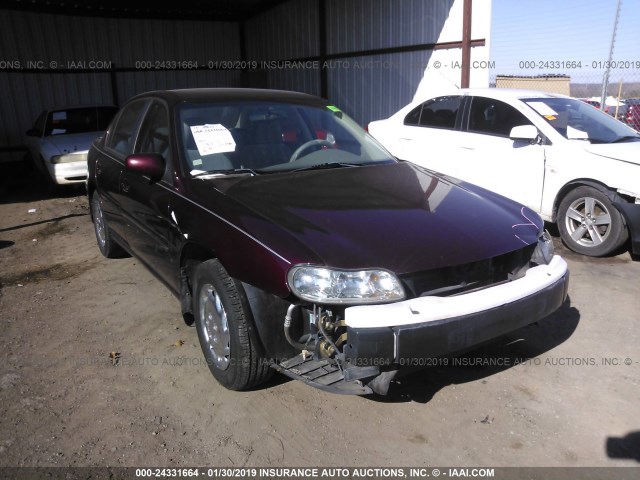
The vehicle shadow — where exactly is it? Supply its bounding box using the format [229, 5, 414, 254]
[0, 157, 84, 204]
[0, 213, 89, 233]
[606, 430, 640, 462]
[0, 240, 15, 249]
[249, 368, 294, 392]
[371, 299, 580, 403]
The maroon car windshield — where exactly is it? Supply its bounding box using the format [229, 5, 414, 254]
[178, 101, 395, 174]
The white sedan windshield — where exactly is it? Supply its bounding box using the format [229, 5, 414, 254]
[524, 97, 640, 144]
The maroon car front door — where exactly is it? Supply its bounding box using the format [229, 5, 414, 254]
[118, 100, 180, 293]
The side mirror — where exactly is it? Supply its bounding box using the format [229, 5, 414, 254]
[566, 125, 589, 140]
[509, 125, 539, 141]
[125, 154, 165, 181]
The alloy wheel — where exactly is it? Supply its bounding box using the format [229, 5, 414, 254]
[564, 196, 612, 248]
[92, 199, 107, 248]
[199, 284, 231, 370]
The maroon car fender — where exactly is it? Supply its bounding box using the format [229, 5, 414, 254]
[171, 191, 296, 298]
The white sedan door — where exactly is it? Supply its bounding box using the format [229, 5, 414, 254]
[392, 96, 465, 177]
[452, 96, 546, 212]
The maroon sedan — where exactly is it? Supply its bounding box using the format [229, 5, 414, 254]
[87, 89, 569, 395]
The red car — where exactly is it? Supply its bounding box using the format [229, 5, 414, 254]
[579, 99, 600, 109]
[87, 89, 569, 395]
[579, 98, 627, 122]
[625, 98, 640, 131]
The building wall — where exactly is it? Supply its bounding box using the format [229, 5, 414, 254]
[1, 0, 492, 157]
[414, 0, 492, 100]
[0, 10, 240, 157]
[243, 0, 458, 124]
[324, 0, 455, 125]
[495, 76, 571, 95]
[244, 0, 491, 126]
[243, 0, 321, 97]
[326, 51, 434, 127]
[325, 0, 452, 52]
[244, 0, 320, 62]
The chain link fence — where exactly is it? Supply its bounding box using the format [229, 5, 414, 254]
[489, 0, 639, 131]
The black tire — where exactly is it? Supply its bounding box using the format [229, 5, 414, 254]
[193, 259, 272, 390]
[90, 193, 125, 258]
[557, 186, 628, 256]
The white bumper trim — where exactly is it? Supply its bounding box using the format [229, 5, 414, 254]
[344, 255, 568, 329]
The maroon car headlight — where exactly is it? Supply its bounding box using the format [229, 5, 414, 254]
[531, 230, 555, 265]
[287, 266, 405, 305]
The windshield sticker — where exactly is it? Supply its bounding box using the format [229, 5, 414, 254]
[327, 105, 343, 118]
[566, 125, 589, 140]
[190, 124, 236, 156]
[544, 115, 556, 121]
[527, 102, 558, 117]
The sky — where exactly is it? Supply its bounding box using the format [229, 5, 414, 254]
[490, 0, 640, 92]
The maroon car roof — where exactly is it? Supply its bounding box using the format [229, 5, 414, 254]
[131, 88, 328, 107]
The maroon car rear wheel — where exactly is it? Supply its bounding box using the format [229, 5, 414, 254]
[91, 194, 125, 259]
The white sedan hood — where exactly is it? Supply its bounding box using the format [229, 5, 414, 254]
[584, 142, 640, 166]
[42, 131, 102, 156]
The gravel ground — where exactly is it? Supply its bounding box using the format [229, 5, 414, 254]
[0, 163, 638, 472]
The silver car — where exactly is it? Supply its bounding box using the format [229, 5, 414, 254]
[26, 105, 117, 185]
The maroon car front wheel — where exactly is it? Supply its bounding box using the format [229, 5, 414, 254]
[193, 259, 272, 390]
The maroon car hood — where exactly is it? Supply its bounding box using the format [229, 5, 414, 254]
[189, 162, 542, 274]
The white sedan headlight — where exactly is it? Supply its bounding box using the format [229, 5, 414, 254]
[50, 152, 88, 164]
[288, 266, 405, 304]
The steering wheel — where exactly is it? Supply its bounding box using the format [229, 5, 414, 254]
[289, 139, 334, 162]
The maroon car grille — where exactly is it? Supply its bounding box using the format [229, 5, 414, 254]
[400, 245, 536, 298]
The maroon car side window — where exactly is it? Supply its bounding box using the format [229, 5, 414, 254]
[135, 100, 172, 182]
[106, 99, 148, 156]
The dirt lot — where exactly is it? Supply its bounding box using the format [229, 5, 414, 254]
[0, 164, 639, 470]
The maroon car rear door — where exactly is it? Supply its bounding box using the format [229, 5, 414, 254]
[96, 99, 149, 243]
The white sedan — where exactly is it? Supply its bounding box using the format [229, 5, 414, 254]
[25, 105, 117, 185]
[369, 88, 640, 257]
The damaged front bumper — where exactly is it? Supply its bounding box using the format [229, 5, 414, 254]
[613, 200, 640, 255]
[344, 255, 569, 362]
[274, 256, 569, 395]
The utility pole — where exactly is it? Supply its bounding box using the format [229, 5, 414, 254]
[600, 0, 622, 110]
[461, 0, 472, 88]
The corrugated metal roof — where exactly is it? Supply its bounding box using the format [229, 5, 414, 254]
[0, 0, 288, 21]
